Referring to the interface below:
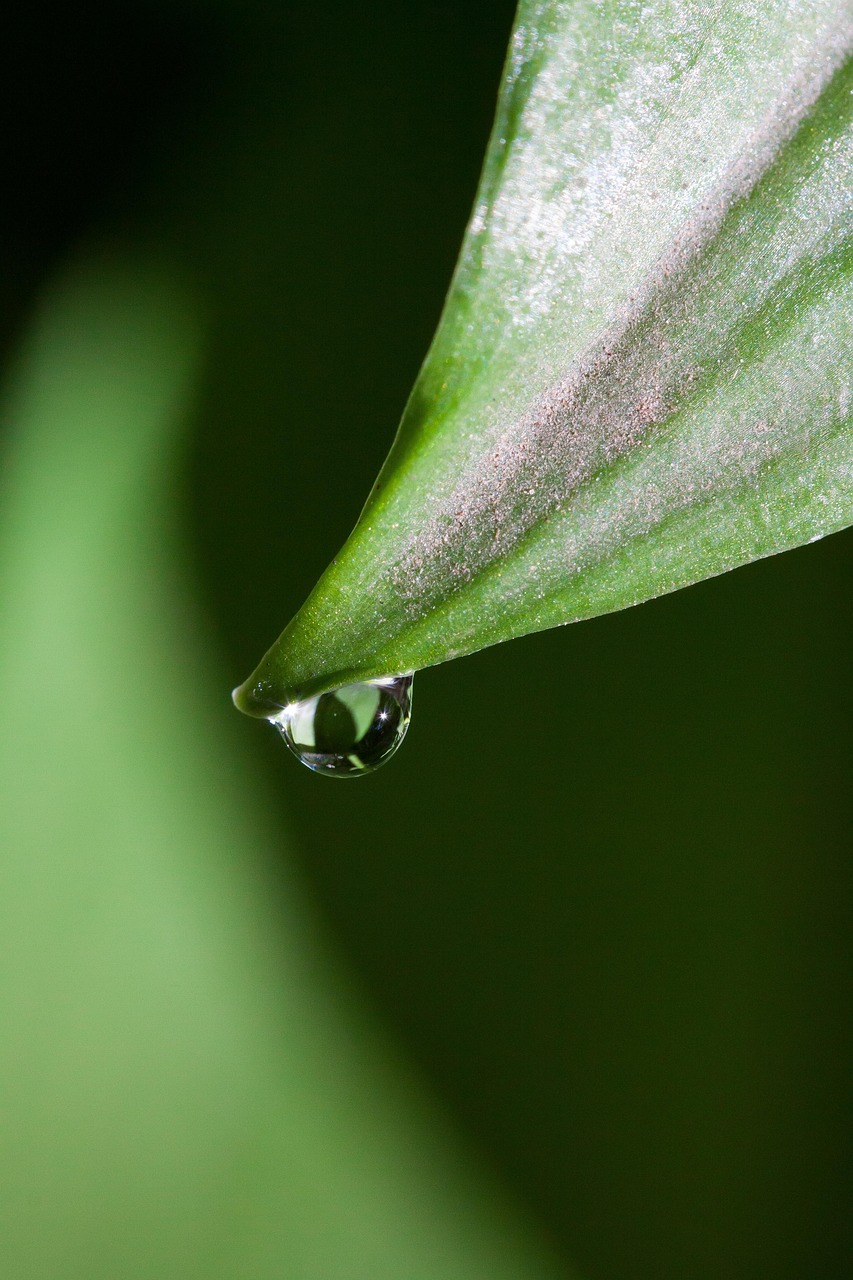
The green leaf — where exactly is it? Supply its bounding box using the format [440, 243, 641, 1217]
[235, 0, 853, 714]
[0, 255, 564, 1279]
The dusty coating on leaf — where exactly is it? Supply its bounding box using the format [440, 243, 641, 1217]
[382, 8, 853, 621]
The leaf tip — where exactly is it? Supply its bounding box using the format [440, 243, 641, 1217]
[231, 674, 281, 720]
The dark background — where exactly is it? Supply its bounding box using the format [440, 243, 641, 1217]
[2, 3, 851, 1277]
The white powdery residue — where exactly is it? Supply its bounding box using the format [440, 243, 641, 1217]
[371, 1, 853, 638]
[519, 288, 853, 609]
[469, 0, 851, 360]
[485, 12, 696, 325]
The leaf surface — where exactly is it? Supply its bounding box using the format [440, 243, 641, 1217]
[236, 0, 853, 712]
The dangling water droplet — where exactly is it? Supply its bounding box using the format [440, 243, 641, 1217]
[269, 675, 413, 777]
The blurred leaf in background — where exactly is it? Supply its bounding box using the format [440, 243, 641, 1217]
[0, 254, 563, 1278]
[0, 3, 851, 1280]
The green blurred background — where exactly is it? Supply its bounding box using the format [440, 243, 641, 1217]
[1, 2, 851, 1277]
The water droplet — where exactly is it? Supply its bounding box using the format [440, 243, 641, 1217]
[270, 675, 413, 777]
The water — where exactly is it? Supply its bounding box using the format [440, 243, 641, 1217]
[269, 675, 413, 777]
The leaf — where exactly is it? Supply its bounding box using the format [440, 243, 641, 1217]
[234, 0, 853, 714]
[0, 254, 564, 1279]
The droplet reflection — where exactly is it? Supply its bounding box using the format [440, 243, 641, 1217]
[270, 675, 413, 777]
